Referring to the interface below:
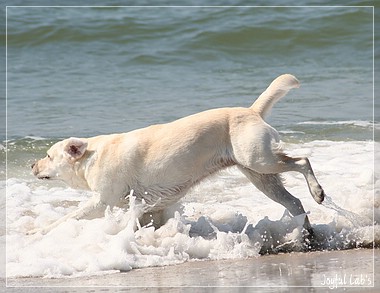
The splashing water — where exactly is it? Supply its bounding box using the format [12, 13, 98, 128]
[5, 140, 378, 278]
[322, 195, 372, 228]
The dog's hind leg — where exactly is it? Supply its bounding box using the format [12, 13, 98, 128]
[235, 146, 325, 205]
[275, 154, 325, 204]
[237, 166, 313, 234]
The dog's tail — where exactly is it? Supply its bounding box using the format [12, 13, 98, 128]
[251, 74, 300, 119]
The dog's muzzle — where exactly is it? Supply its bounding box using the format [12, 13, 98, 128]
[31, 162, 51, 180]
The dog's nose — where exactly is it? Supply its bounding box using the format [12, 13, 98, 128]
[31, 163, 35, 169]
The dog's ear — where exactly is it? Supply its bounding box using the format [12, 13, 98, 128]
[64, 138, 88, 160]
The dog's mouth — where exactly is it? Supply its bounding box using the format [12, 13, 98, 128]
[38, 176, 51, 180]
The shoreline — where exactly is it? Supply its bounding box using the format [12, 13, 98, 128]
[4, 248, 379, 292]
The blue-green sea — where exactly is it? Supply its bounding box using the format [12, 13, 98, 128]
[5, 3, 375, 141]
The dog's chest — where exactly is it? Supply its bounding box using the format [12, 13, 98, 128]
[130, 181, 192, 210]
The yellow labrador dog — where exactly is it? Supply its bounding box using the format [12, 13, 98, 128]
[31, 74, 325, 235]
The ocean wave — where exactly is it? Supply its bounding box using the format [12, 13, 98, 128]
[5, 140, 377, 277]
[6, 6, 371, 53]
[275, 121, 375, 143]
[298, 120, 375, 128]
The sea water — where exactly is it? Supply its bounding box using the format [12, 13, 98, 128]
[3, 139, 378, 278]
[2, 3, 378, 278]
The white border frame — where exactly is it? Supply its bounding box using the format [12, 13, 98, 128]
[4, 4, 376, 290]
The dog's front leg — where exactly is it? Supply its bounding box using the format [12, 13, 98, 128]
[27, 193, 106, 235]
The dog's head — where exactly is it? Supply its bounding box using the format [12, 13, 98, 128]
[32, 137, 88, 184]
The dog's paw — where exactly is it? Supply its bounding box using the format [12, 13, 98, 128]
[311, 184, 325, 204]
[302, 226, 326, 251]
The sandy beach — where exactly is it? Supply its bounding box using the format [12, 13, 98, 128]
[4, 248, 378, 292]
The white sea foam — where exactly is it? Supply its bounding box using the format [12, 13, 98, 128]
[298, 120, 374, 128]
[4, 140, 378, 278]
